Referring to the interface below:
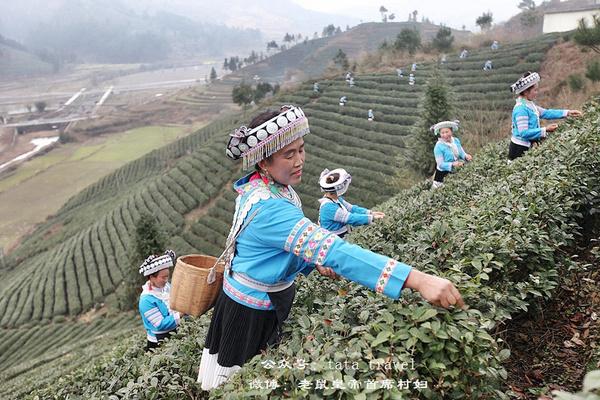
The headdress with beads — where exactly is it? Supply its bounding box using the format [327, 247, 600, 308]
[511, 72, 540, 94]
[139, 250, 176, 277]
[226, 105, 309, 170]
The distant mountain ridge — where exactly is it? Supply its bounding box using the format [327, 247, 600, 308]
[0, 0, 264, 63]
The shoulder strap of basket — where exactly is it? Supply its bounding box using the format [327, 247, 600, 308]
[206, 206, 262, 284]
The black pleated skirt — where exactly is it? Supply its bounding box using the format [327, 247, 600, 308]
[433, 169, 450, 183]
[508, 141, 530, 160]
[204, 284, 295, 368]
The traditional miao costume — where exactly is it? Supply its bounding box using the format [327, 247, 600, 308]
[138, 250, 181, 351]
[432, 120, 468, 189]
[197, 105, 413, 390]
[509, 72, 568, 160]
[317, 168, 373, 239]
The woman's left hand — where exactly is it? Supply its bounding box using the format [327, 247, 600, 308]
[465, 154, 473, 162]
[568, 110, 583, 117]
[316, 265, 339, 280]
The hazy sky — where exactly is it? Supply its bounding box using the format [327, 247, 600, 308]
[292, 0, 524, 30]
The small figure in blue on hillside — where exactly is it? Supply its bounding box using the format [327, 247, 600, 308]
[491, 40, 499, 50]
[508, 71, 582, 160]
[318, 168, 384, 239]
[396, 68, 404, 78]
[313, 82, 320, 93]
[411, 62, 417, 72]
[367, 108, 374, 121]
[408, 73, 415, 86]
[339, 96, 348, 106]
[459, 49, 469, 59]
[483, 60, 493, 71]
[345, 71, 353, 82]
[432, 120, 472, 189]
[138, 250, 181, 351]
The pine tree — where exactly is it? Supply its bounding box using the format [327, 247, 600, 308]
[118, 212, 167, 310]
[333, 49, 350, 70]
[408, 69, 453, 176]
[209, 67, 217, 82]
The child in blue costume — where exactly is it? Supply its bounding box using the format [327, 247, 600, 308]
[197, 105, 465, 390]
[509, 71, 582, 160]
[138, 250, 180, 351]
[432, 120, 472, 189]
[317, 168, 384, 238]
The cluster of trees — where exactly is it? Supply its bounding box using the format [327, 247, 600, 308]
[322, 24, 343, 37]
[519, 0, 539, 27]
[231, 82, 280, 108]
[476, 12, 494, 31]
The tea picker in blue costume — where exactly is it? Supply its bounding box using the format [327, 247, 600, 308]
[432, 120, 472, 189]
[317, 168, 384, 238]
[197, 105, 465, 390]
[509, 72, 582, 160]
[138, 250, 180, 351]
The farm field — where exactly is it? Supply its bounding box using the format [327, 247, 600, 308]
[0, 124, 199, 250]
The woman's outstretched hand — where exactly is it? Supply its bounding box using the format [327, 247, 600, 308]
[567, 110, 583, 118]
[316, 265, 339, 280]
[404, 269, 466, 309]
[372, 211, 386, 220]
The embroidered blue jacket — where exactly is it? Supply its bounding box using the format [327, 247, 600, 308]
[318, 197, 372, 236]
[434, 137, 467, 172]
[222, 173, 412, 311]
[139, 282, 180, 342]
[511, 98, 567, 147]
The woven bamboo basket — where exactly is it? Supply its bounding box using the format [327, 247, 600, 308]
[170, 254, 225, 316]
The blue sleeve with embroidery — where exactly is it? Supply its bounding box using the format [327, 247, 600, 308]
[139, 295, 178, 332]
[434, 143, 453, 172]
[341, 198, 369, 215]
[321, 200, 371, 227]
[513, 106, 544, 140]
[537, 105, 568, 120]
[255, 200, 412, 299]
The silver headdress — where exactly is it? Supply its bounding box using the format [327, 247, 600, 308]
[226, 105, 309, 170]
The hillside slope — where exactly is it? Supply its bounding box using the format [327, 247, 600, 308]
[28, 89, 600, 400]
[0, 35, 559, 396]
[235, 21, 471, 82]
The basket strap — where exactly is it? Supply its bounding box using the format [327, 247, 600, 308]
[206, 207, 262, 284]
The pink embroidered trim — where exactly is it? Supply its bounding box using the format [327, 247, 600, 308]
[315, 234, 336, 265]
[223, 278, 272, 309]
[375, 259, 399, 294]
[293, 223, 316, 256]
[285, 218, 310, 252]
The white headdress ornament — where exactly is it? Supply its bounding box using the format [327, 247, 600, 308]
[511, 72, 540, 94]
[319, 168, 352, 196]
[431, 120, 460, 136]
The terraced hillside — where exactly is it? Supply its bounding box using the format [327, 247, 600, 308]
[0, 313, 139, 399]
[0, 35, 558, 396]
